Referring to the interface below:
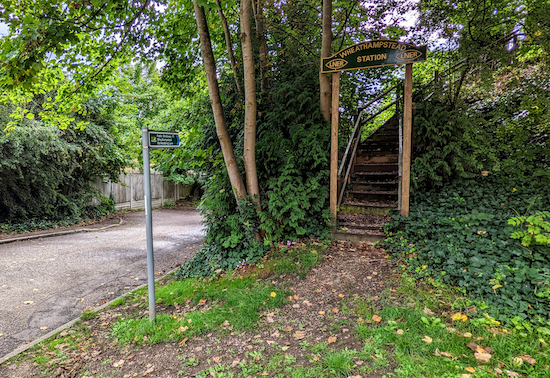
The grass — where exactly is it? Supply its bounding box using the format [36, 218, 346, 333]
[110, 241, 326, 345]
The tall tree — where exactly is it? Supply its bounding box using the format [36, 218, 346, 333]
[319, 0, 333, 122]
[192, 0, 248, 203]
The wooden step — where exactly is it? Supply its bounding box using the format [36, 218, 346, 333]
[347, 190, 398, 201]
[354, 163, 398, 172]
[339, 201, 397, 215]
[358, 148, 398, 156]
[356, 155, 398, 164]
[349, 182, 398, 192]
[352, 171, 399, 178]
[330, 229, 385, 244]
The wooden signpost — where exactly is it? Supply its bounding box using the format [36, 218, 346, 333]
[323, 40, 426, 218]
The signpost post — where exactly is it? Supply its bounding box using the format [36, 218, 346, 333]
[142, 128, 180, 322]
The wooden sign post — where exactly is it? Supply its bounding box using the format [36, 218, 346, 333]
[322, 40, 426, 218]
[330, 72, 340, 218]
[401, 64, 413, 216]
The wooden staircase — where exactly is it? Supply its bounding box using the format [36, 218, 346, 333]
[332, 115, 400, 243]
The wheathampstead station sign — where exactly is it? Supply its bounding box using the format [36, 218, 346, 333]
[321, 40, 426, 73]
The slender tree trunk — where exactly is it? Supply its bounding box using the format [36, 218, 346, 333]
[240, 0, 262, 215]
[215, 0, 241, 94]
[193, 0, 247, 202]
[252, 0, 269, 93]
[320, 0, 333, 122]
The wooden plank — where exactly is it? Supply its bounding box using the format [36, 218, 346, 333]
[401, 63, 413, 216]
[330, 71, 340, 220]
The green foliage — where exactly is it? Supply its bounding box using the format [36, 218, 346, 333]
[411, 99, 497, 190]
[509, 211, 550, 247]
[175, 66, 331, 278]
[0, 99, 125, 229]
[257, 65, 332, 243]
[384, 178, 550, 325]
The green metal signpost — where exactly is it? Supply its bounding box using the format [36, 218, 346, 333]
[142, 128, 180, 322]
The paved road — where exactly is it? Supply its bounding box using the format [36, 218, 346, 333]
[0, 208, 204, 358]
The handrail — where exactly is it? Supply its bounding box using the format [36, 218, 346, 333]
[338, 83, 399, 177]
[337, 99, 399, 208]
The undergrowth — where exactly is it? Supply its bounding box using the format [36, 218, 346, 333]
[383, 177, 550, 332]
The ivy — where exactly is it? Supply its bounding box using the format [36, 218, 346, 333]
[384, 178, 550, 326]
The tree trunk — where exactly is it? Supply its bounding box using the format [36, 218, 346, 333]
[252, 0, 269, 93]
[215, 0, 241, 94]
[193, 0, 247, 202]
[319, 0, 333, 122]
[240, 0, 262, 214]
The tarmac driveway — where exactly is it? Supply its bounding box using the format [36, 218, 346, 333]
[0, 208, 204, 358]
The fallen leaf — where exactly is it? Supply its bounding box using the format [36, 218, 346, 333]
[40, 326, 48, 330]
[332, 307, 339, 313]
[338, 294, 345, 298]
[327, 336, 337, 344]
[451, 312, 468, 322]
[507, 372, 519, 377]
[23, 301, 33, 305]
[212, 356, 221, 363]
[113, 359, 125, 368]
[520, 355, 536, 365]
[372, 315, 382, 323]
[281, 346, 289, 351]
[283, 326, 293, 332]
[177, 326, 188, 333]
[270, 292, 277, 297]
[316, 289, 322, 293]
[461, 375, 472, 378]
[293, 294, 299, 300]
[474, 352, 491, 363]
[199, 299, 206, 303]
[465, 366, 475, 373]
[423, 307, 436, 316]
[143, 367, 154, 377]
[293, 330, 306, 340]
[231, 360, 240, 367]
[396, 329, 404, 335]
[463, 332, 472, 338]
[318, 311, 325, 315]
[422, 336, 433, 344]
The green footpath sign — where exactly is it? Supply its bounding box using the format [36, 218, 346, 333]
[321, 40, 427, 73]
[148, 131, 180, 148]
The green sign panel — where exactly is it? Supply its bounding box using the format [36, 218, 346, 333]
[321, 40, 427, 73]
[148, 131, 180, 149]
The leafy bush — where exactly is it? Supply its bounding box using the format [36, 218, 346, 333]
[384, 177, 550, 326]
[0, 100, 125, 230]
[175, 65, 331, 278]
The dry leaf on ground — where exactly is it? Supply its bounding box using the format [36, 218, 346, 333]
[422, 335, 433, 344]
[396, 329, 404, 335]
[465, 366, 475, 373]
[293, 330, 306, 340]
[328, 336, 337, 344]
[372, 315, 382, 323]
[423, 307, 436, 316]
[520, 355, 536, 365]
[474, 352, 491, 363]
